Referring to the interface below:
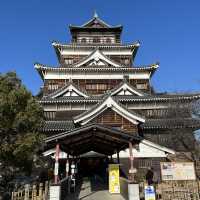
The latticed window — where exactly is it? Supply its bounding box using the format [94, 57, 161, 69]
[44, 111, 55, 120]
[106, 38, 111, 43]
[93, 37, 100, 43]
[48, 83, 59, 91]
[136, 83, 147, 89]
[65, 59, 73, 65]
[86, 83, 107, 90]
[81, 38, 86, 43]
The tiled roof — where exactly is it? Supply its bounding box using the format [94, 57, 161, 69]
[40, 120, 75, 132]
[40, 96, 100, 103]
[35, 63, 158, 71]
[39, 93, 200, 104]
[115, 93, 200, 102]
[141, 118, 200, 129]
[52, 41, 140, 49]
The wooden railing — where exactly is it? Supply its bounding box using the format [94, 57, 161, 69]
[11, 181, 49, 200]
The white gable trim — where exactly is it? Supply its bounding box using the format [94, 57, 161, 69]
[111, 82, 144, 96]
[112, 139, 175, 158]
[51, 84, 88, 98]
[141, 139, 175, 155]
[73, 49, 122, 68]
[74, 96, 145, 125]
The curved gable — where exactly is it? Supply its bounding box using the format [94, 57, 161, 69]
[74, 96, 145, 125]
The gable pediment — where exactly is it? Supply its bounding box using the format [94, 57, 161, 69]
[72, 49, 123, 68]
[48, 84, 89, 98]
[111, 82, 145, 96]
[84, 18, 108, 28]
[73, 96, 145, 125]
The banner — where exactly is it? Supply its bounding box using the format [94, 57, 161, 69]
[109, 164, 120, 194]
[160, 162, 196, 181]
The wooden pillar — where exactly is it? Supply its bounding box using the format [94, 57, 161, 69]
[54, 143, 60, 184]
[128, 141, 136, 182]
[117, 151, 120, 164]
[66, 154, 70, 178]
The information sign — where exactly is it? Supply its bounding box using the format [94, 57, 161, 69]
[160, 162, 196, 181]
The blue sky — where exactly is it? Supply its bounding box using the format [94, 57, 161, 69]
[0, 0, 200, 95]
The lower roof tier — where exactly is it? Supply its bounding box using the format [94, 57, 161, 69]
[40, 118, 200, 133]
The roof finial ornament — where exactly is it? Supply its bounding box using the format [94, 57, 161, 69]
[94, 10, 98, 18]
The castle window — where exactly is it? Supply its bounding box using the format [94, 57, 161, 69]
[86, 83, 107, 90]
[81, 38, 86, 43]
[106, 38, 111, 43]
[48, 83, 59, 91]
[44, 111, 55, 120]
[136, 83, 147, 90]
[93, 37, 100, 43]
[65, 59, 73, 65]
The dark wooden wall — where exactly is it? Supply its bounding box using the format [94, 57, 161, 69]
[91, 108, 138, 134]
[43, 79, 150, 95]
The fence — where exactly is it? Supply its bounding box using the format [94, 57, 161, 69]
[11, 181, 49, 200]
[139, 180, 200, 200]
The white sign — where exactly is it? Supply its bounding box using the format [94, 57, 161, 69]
[161, 162, 196, 181]
[144, 185, 156, 200]
[49, 185, 60, 200]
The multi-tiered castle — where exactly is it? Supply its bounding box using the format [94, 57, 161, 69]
[35, 13, 200, 171]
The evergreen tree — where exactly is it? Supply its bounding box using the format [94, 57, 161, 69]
[0, 72, 44, 196]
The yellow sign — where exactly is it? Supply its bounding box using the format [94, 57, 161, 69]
[109, 164, 120, 194]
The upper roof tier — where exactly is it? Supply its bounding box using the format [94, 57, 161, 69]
[69, 12, 122, 30]
[69, 12, 123, 44]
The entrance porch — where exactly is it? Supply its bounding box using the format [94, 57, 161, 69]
[44, 123, 141, 199]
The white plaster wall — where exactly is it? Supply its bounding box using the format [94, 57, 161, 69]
[113, 142, 169, 158]
[44, 72, 150, 80]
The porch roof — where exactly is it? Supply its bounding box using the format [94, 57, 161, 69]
[44, 123, 142, 156]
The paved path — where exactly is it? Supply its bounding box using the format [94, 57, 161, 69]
[66, 177, 126, 200]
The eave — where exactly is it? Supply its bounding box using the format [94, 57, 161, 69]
[69, 25, 123, 33]
[34, 62, 158, 80]
[141, 118, 200, 130]
[39, 93, 200, 104]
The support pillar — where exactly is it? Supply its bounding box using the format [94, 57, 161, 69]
[128, 142, 139, 200]
[128, 142, 136, 182]
[66, 157, 69, 178]
[117, 151, 120, 164]
[54, 143, 60, 184]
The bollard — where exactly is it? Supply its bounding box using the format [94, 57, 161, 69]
[39, 183, 43, 200]
[32, 185, 37, 200]
[44, 181, 49, 200]
[24, 184, 30, 200]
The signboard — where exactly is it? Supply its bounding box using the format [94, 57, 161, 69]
[160, 162, 196, 181]
[109, 164, 120, 194]
[49, 185, 60, 200]
[144, 185, 156, 200]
